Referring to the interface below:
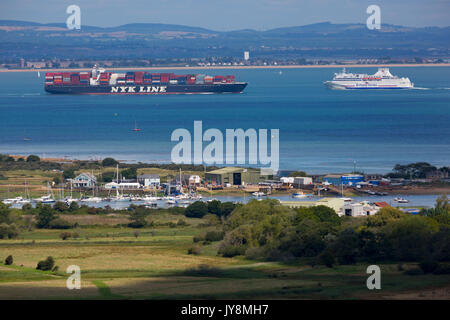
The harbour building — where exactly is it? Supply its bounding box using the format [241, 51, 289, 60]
[205, 167, 272, 186]
[322, 174, 364, 186]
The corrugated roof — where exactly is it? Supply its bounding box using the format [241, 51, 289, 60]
[138, 174, 160, 179]
[206, 167, 259, 174]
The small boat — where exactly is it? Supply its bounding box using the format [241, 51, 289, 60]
[111, 195, 131, 202]
[143, 195, 158, 202]
[34, 195, 55, 204]
[252, 192, 266, 197]
[394, 197, 409, 203]
[80, 196, 103, 203]
[166, 199, 177, 205]
[2, 198, 18, 205]
[292, 192, 307, 198]
[145, 202, 158, 208]
[132, 121, 141, 132]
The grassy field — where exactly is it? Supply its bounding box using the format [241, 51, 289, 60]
[1, 214, 450, 300]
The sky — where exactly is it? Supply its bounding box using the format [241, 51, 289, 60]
[0, 0, 449, 30]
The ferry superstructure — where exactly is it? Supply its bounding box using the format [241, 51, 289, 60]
[324, 68, 414, 89]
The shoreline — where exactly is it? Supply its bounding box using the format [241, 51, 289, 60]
[1, 63, 450, 73]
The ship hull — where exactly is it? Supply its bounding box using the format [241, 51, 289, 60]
[324, 81, 413, 90]
[45, 83, 247, 94]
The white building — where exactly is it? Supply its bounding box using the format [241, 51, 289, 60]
[137, 174, 160, 187]
[280, 177, 294, 184]
[340, 201, 380, 217]
[72, 173, 97, 189]
[104, 181, 140, 190]
[244, 51, 250, 61]
[188, 175, 201, 186]
[293, 177, 313, 186]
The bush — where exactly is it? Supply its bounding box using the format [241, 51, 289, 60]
[63, 169, 76, 180]
[193, 235, 204, 243]
[4, 255, 13, 265]
[318, 250, 335, 268]
[36, 205, 56, 229]
[53, 201, 69, 213]
[48, 218, 73, 229]
[177, 219, 188, 226]
[218, 244, 246, 258]
[183, 264, 223, 277]
[185, 201, 208, 218]
[404, 268, 425, 276]
[68, 201, 80, 212]
[102, 157, 118, 167]
[433, 263, 450, 275]
[59, 232, 72, 240]
[204, 230, 225, 242]
[245, 246, 267, 260]
[0, 224, 19, 239]
[26, 155, 40, 162]
[187, 245, 202, 255]
[36, 256, 55, 271]
[419, 259, 439, 273]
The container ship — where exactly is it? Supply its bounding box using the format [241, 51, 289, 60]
[324, 68, 413, 89]
[44, 66, 247, 94]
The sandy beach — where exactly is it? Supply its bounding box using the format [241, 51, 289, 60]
[1, 63, 450, 73]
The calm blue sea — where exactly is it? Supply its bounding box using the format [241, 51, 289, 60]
[0, 67, 449, 173]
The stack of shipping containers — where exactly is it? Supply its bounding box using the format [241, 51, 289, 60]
[80, 72, 90, 85]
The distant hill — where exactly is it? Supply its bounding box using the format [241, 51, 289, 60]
[0, 20, 448, 60]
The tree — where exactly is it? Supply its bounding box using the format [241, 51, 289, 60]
[36, 256, 55, 271]
[311, 205, 340, 225]
[366, 207, 404, 227]
[102, 157, 118, 167]
[63, 169, 76, 180]
[68, 201, 80, 212]
[332, 228, 360, 264]
[318, 250, 335, 268]
[36, 205, 56, 228]
[26, 155, 40, 162]
[0, 203, 12, 224]
[59, 232, 71, 240]
[207, 200, 222, 216]
[4, 255, 13, 265]
[185, 201, 208, 218]
[289, 171, 307, 177]
[101, 171, 116, 182]
[121, 167, 137, 179]
[53, 201, 69, 213]
[0, 224, 19, 239]
[128, 208, 148, 228]
[220, 202, 236, 218]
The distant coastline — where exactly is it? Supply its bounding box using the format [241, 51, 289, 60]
[1, 63, 450, 73]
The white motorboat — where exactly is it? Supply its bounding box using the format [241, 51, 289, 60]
[394, 197, 409, 203]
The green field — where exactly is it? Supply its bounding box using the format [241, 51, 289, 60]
[1, 214, 449, 300]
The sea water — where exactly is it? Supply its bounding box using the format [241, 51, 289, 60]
[0, 67, 449, 173]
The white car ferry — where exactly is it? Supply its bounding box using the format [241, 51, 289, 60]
[324, 68, 414, 89]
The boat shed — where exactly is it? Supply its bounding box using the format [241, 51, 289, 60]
[205, 167, 271, 186]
